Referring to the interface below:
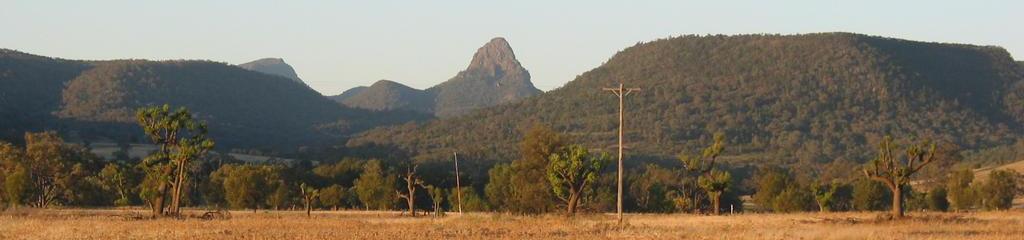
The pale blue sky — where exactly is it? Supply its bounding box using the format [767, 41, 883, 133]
[2, 1, 1020, 95]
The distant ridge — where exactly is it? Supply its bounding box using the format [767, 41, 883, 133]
[331, 37, 542, 117]
[0, 50, 429, 149]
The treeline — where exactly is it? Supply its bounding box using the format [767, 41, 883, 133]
[0, 128, 1018, 215]
[0, 105, 1020, 216]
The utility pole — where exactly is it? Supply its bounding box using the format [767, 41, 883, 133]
[603, 83, 640, 224]
[454, 152, 463, 214]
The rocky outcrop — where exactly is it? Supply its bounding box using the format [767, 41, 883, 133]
[239, 58, 304, 84]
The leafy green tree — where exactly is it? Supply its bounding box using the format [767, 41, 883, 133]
[424, 185, 446, 217]
[547, 144, 610, 215]
[449, 187, 488, 212]
[0, 142, 26, 208]
[862, 136, 938, 217]
[354, 160, 396, 210]
[812, 181, 841, 212]
[221, 165, 277, 211]
[509, 125, 563, 214]
[946, 168, 976, 211]
[484, 163, 513, 211]
[319, 184, 346, 210]
[752, 167, 793, 211]
[95, 163, 138, 206]
[853, 178, 891, 211]
[136, 104, 214, 216]
[925, 186, 949, 212]
[4, 165, 28, 208]
[266, 180, 291, 210]
[979, 169, 1019, 210]
[771, 185, 814, 213]
[313, 158, 364, 187]
[21, 132, 98, 207]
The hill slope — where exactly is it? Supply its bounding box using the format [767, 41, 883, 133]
[332, 37, 542, 117]
[350, 33, 1024, 165]
[0, 50, 428, 149]
[339, 80, 434, 113]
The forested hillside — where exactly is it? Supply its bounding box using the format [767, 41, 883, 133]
[0, 50, 429, 150]
[339, 80, 434, 113]
[0, 50, 91, 142]
[350, 33, 1024, 167]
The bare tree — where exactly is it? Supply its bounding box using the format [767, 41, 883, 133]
[862, 136, 937, 218]
[397, 165, 423, 217]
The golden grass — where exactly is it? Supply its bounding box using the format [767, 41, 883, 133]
[1, 209, 1023, 239]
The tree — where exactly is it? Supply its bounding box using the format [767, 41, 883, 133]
[547, 144, 610, 215]
[266, 180, 291, 210]
[752, 167, 793, 212]
[4, 165, 28, 208]
[509, 125, 563, 214]
[300, 183, 319, 217]
[221, 165, 277, 212]
[946, 168, 976, 212]
[354, 160, 395, 210]
[629, 164, 677, 212]
[136, 105, 214, 216]
[484, 163, 513, 211]
[812, 181, 841, 212]
[772, 185, 814, 213]
[0, 142, 26, 208]
[979, 169, 1019, 210]
[862, 136, 938, 218]
[95, 163, 137, 206]
[319, 184, 346, 210]
[396, 164, 423, 217]
[679, 133, 726, 214]
[21, 132, 98, 208]
[698, 170, 732, 215]
[424, 185, 446, 217]
[450, 187, 488, 212]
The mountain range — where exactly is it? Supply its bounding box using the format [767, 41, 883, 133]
[331, 37, 542, 118]
[0, 50, 429, 149]
[349, 33, 1024, 167]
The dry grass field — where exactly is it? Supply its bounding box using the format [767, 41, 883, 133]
[1, 209, 1023, 239]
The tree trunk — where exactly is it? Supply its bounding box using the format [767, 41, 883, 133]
[153, 182, 168, 216]
[711, 192, 721, 215]
[566, 193, 579, 215]
[892, 184, 904, 218]
[407, 196, 416, 217]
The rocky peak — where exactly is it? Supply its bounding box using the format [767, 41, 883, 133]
[238, 58, 303, 84]
[466, 37, 524, 76]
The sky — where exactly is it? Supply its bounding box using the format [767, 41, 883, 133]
[2, 1, 1021, 95]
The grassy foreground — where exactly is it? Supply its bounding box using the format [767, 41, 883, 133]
[1, 209, 1023, 239]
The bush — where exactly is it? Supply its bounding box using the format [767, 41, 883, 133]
[926, 187, 949, 212]
[852, 178, 891, 211]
